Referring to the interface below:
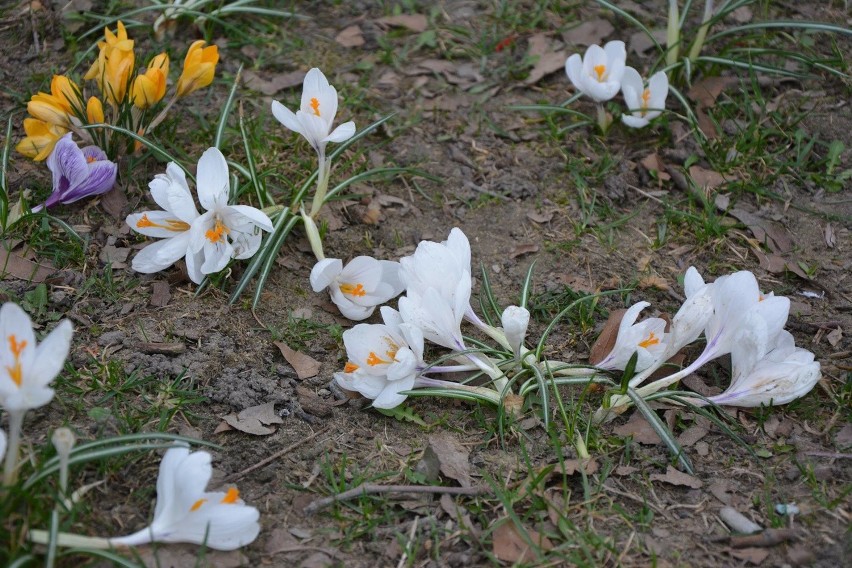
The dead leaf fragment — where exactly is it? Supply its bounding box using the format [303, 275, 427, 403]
[638, 275, 669, 291]
[526, 209, 554, 224]
[492, 519, 553, 563]
[150, 280, 171, 307]
[650, 465, 703, 489]
[524, 34, 567, 85]
[728, 547, 769, 565]
[275, 341, 321, 379]
[509, 243, 539, 259]
[376, 14, 428, 33]
[826, 327, 842, 347]
[335, 25, 364, 48]
[220, 401, 284, 436]
[588, 309, 626, 365]
[100, 186, 127, 219]
[100, 245, 130, 268]
[562, 19, 614, 46]
[613, 412, 662, 445]
[426, 433, 471, 487]
[242, 70, 306, 95]
[640, 152, 671, 182]
[0, 246, 54, 282]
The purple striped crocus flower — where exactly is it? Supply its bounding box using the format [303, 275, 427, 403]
[32, 133, 117, 212]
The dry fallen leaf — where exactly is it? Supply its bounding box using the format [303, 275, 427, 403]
[0, 243, 55, 282]
[218, 401, 284, 436]
[275, 341, 321, 379]
[509, 243, 539, 259]
[688, 165, 734, 192]
[826, 327, 842, 347]
[150, 280, 171, 308]
[687, 76, 738, 108]
[491, 519, 553, 563]
[376, 14, 428, 33]
[562, 19, 614, 46]
[650, 465, 703, 489]
[335, 25, 364, 48]
[100, 245, 130, 268]
[613, 411, 662, 445]
[242, 69, 306, 95]
[677, 425, 709, 447]
[524, 34, 567, 85]
[426, 433, 471, 487]
[100, 186, 127, 219]
[728, 547, 769, 566]
[588, 308, 626, 365]
[638, 275, 670, 291]
[640, 152, 671, 182]
[526, 209, 554, 224]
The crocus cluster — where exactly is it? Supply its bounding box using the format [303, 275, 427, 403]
[126, 147, 273, 284]
[593, 267, 821, 421]
[322, 228, 522, 409]
[17, 21, 219, 162]
[565, 40, 669, 129]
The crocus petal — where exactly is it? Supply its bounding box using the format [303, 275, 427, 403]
[223, 204, 273, 232]
[28, 320, 73, 388]
[323, 121, 356, 144]
[373, 374, 415, 409]
[621, 114, 650, 129]
[310, 258, 343, 292]
[196, 147, 230, 211]
[271, 101, 303, 135]
[131, 232, 193, 273]
[565, 54, 583, 91]
[620, 66, 644, 108]
[48, 134, 89, 195]
[127, 210, 192, 239]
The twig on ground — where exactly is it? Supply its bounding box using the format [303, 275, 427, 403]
[303, 483, 490, 515]
[709, 528, 799, 548]
[397, 516, 419, 568]
[225, 427, 329, 482]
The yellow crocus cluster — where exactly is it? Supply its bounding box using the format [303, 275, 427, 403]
[18, 21, 219, 161]
[16, 75, 83, 160]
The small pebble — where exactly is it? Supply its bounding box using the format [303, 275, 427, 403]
[719, 506, 763, 534]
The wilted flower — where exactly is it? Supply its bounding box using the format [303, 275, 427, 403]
[176, 40, 219, 98]
[271, 68, 356, 158]
[334, 307, 425, 409]
[620, 68, 668, 128]
[15, 118, 66, 161]
[565, 40, 627, 102]
[132, 53, 169, 109]
[707, 331, 821, 407]
[501, 306, 530, 359]
[0, 302, 73, 413]
[32, 134, 117, 212]
[109, 447, 260, 550]
[595, 301, 667, 372]
[310, 256, 404, 321]
[127, 162, 199, 277]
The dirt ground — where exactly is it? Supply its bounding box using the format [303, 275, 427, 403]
[1, 1, 850, 567]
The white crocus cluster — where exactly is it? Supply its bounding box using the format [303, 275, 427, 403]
[595, 267, 821, 421]
[328, 228, 509, 409]
[126, 147, 273, 284]
[565, 40, 669, 129]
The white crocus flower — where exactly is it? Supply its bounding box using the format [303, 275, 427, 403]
[595, 301, 667, 372]
[398, 277, 470, 352]
[620, 67, 668, 128]
[271, 68, 356, 159]
[127, 163, 200, 277]
[310, 256, 405, 321]
[565, 40, 627, 102]
[501, 306, 530, 360]
[0, 303, 73, 413]
[400, 228, 471, 301]
[184, 148, 274, 283]
[335, 307, 424, 409]
[110, 447, 260, 551]
[1, 302, 73, 484]
[707, 331, 821, 407]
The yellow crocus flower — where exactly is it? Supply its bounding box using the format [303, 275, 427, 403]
[131, 53, 169, 109]
[84, 21, 135, 105]
[15, 118, 67, 161]
[87, 96, 105, 123]
[26, 75, 82, 127]
[176, 40, 218, 98]
[85, 21, 134, 81]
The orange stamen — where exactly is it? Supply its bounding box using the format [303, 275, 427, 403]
[339, 283, 366, 297]
[189, 498, 207, 512]
[205, 219, 229, 243]
[310, 97, 321, 116]
[135, 213, 190, 232]
[638, 331, 660, 349]
[366, 352, 390, 366]
[344, 362, 359, 373]
[6, 335, 27, 387]
[221, 487, 239, 504]
[593, 64, 606, 81]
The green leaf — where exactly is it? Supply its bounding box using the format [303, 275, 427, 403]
[376, 405, 428, 426]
